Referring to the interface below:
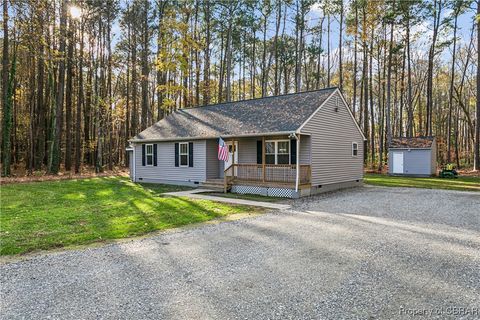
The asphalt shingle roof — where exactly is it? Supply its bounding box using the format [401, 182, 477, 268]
[132, 88, 337, 141]
[389, 136, 435, 149]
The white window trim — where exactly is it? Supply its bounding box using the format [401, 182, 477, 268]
[265, 139, 291, 165]
[352, 142, 359, 157]
[179, 142, 189, 167]
[145, 144, 154, 166]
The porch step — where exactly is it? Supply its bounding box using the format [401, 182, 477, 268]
[200, 179, 226, 191]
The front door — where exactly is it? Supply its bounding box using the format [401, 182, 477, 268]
[392, 152, 404, 174]
[225, 141, 238, 175]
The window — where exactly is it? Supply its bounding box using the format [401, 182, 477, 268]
[277, 141, 290, 164]
[265, 141, 275, 164]
[145, 144, 154, 166]
[179, 142, 189, 166]
[352, 142, 358, 156]
[265, 140, 290, 165]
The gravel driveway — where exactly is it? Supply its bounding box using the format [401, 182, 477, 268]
[1, 186, 479, 319]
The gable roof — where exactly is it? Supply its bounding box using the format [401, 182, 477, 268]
[131, 88, 337, 142]
[389, 136, 435, 149]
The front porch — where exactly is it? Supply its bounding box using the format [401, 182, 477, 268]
[204, 134, 312, 198]
[224, 164, 311, 189]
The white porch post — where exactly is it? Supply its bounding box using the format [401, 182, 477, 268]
[295, 134, 300, 192]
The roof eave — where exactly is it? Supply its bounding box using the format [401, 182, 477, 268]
[129, 130, 305, 143]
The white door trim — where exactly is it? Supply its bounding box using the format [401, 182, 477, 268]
[225, 141, 238, 175]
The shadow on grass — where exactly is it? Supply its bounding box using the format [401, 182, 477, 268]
[1, 177, 252, 255]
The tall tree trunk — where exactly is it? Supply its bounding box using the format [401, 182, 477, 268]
[193, 3, 200, 106]
[1, 0, 11, 176]
[385, 0, 396, 148]
[352, 1, 358, 117]
[141, 1, 149, 128]
[35, 10, 46, 170]
[261, 7, 269, 97]
[426, 0, 442, 136]
[399, 45, 406, 137]
[475, 0, 480, 170]
[107, 11, 113, 171]
[447, 11, 458, 163]
[49, 0, 67, 174]
[273, 0, 282, 95]
[218, 31, 225, 101]
[327, 13, 330, 87]
[361, 6, 368, 164]
[75, 18, 84, 174]
[125, 8, 131, 163]
[338, 0, 343, 91]
[369, 28, 375, 165]
[406, 15, 414, 137]
[65, 17, 74, 171]
[203, 0, 211, 105]
[131, 32, 138, 136]
[156, 2, 166, 118]
[315, 17, 324, 89]
[225, 23, 232, 102]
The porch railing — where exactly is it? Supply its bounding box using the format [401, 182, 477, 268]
[224, 164, 311, 190]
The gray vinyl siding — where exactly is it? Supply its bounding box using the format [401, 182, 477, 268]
[299, 135, 310, 164]
[388, 149, 433, 176]
[206, 139, 219, 179]
[238, 138, 258, 163]
[301, 91, 364, 186]
[133, 140, 207, 183]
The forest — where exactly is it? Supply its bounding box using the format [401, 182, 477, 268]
[1, 0, 479, 176]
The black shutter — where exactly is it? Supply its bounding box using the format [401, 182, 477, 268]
[153, 144, 158, 166]
[174, 143, 179, 167]
[142, 144, 146, 166]
[290, 139, 297, 164]
[188, 142, 194, 167]
[257, 140, 262, 164]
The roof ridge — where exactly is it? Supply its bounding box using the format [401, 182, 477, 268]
[176, 87, 338, 111]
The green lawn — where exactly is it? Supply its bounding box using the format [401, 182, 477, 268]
[0, 177, 255, 256]
[364, 174, 480, 192]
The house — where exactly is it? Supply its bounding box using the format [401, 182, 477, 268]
[127, 87, 366, 198]
[388, 136, 437, 176]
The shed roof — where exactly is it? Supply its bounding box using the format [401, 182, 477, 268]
[389, 136, 435, 149]
[131, 88, 337, 141]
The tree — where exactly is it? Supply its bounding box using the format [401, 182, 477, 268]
[386, 0, 396, 148]
[48, 0, 67, 174]
[425, 0, 445, 136]
[475, 0, 480, 170]
[64, 13, 75, 171]
[1, 0, 478, 175]
[141, 0, 150, 129]
[1, 0, 12, 176]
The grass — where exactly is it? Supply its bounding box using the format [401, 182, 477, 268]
[200, 192, 285, 203]
[364, 174, 480, 192]
[0, 177, 256, 256]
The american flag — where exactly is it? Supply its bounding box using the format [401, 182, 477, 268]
[218, 137, 229, 161]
